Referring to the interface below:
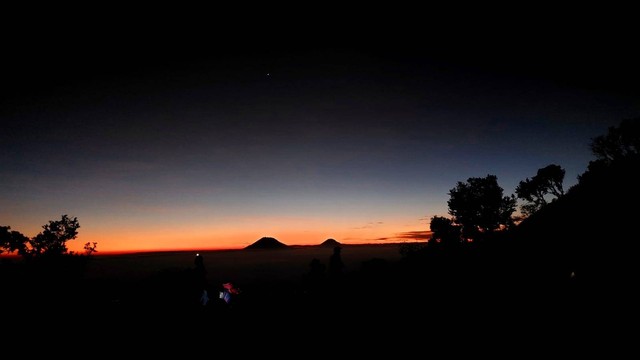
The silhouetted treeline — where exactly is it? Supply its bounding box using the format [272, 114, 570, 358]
[394, 118, 639, 318]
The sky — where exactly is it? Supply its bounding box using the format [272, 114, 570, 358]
[2, 27, 639, 253]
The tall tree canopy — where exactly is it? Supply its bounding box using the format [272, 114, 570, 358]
[515, 164, 565, 217]
[447, 174, 516, 241]
[27, 215, 80, 257]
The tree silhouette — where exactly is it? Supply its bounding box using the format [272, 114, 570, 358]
[24, 215, 80, 258]
[429, 215, 462, 247]
[0, 226, 28, 255]
[83, 242, 98, 256]
[589, 117, 640, 164]
[579, 117, 640, 185]
[1, 215, 85, 259]
[512, 118, 640, 295]
[447, 174, 516, 241]
[515, 164, 565, 217]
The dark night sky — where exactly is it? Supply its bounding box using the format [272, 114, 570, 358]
[2, 18, 638, 252]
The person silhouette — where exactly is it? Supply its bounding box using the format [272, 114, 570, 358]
[328, 246, 344, 280]
[199, 289, 210, 306]
[194, 253, 206, 278]
[194, 253, 208, 303]
[305, 257, 326, 294]
[308, 258, 326, 280]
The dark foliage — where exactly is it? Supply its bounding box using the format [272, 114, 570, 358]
[515, 164, 565, 217]
[429, 215, 462, 248]
[513, 118, 639, 299]
[1, 215, 81, 259]
[447, 174, 516, 240]
[0, 226, 28, 255]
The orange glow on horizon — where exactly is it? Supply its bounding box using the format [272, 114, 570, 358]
[61, 216, 429, 254]
[1, 214, 431, 256]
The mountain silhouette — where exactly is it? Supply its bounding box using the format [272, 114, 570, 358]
[319, 238, 341, 247]
[245, 237, 288, 249]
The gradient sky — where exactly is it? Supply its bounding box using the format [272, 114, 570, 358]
[2, 31, 638, 253]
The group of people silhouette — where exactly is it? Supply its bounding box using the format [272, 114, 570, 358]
[192, 245, 345, 309]
[193, 252, 241, 309]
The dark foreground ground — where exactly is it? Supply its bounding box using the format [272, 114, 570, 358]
[1, 244, 632, 353]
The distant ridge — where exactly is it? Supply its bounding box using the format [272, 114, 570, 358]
[319, 238, 341, 247]
[245, 237, 288, 249]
